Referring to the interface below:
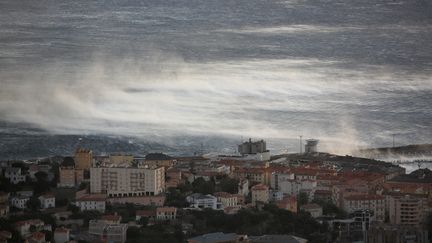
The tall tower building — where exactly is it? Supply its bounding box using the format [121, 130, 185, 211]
[75, 149, 93, 170]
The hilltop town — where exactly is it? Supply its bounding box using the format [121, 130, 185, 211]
[0, 139, 431, 243]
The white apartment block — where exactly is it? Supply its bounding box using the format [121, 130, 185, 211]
[38, 194, 55, 209]
[75, 194, 106, 212]
[271, 172, 294, 190]
[186, 193, 221, 210]
[4, 167, 26, 184]
[342, 194, 385, 221]
[278, 178, 317, 200]
[90, 166, 165, 197]
[10, 196, 30, 209]
[214, 192, 238, 208]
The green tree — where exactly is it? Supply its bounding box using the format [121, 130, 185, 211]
[192, 177, 215, 195]
[218, 177, 239, 194]
[26, 196, 41, 211]
[297, 192, 309, 208]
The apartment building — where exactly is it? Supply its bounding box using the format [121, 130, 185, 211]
[90, 166, 165, 197]
[214, 192, 238, 208]
[38, 193, 55, 209]
[74, 193, 107, 212]
[186, 193, 221, 210]
[156, 207, 177, 220]
[4, 167, 26, 184]
[75, 149, 93, 170]
[342, 194, 385, 221]
[89, 220, 128, 243]
[251, 184, 269, 206]
[388, 194, 428, 226]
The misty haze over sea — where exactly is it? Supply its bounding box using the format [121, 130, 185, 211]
[0, 0, 431, 155]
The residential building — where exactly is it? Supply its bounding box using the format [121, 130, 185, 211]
[107, 195, 165, 206]
[4, 167, 26, 184]
[275, 196, 297, 213]
[38, 193, 55, 209]
[109, 154, 134, 166]
[54, 227, 70, 243]
[269, 190, 284, 202]
[74, 193, 106, 212]
[89, 220, 128, 243]
[144, 153, 175, 168]
[75, 148, 93, 170]
[136, 209, 156, 222]
[251, 184, 269, 206]
[270, 172, 294, 190]
[156, 207, 177, 220]
[388, 194, 428, 226]
[186, 193, 221, 210]
[166, 168, 182, 188]
[238, 179, 249, 197]
[14, 219, 44, 237]
[90, 166, 165, 197]
[28, 231, 45, 243]
[367, 222, 429, 243]
[301, 203, 323, 218]
[342, 194, 385, 221]
[10, 196, 30, 209]
[214, 192, 238, 208]
[58, 166, 76, 188]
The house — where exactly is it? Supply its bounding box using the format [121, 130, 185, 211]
[4, 167, 26, 184]
[238, 179, 249, 197]
[300, 203, 323, 218]
[15, 219, 44, 237]
[186, 193, 221, 210]
[54, 227, 70, 243]
[89, 220, 128, 243]
[275, 196, 297, 213]
[251, 184, 269, 206]
[156, 207, 177, 221]
[39, 193, 55, 209]
[269, 190, 284, 202]
[342, 194, 385, 221]
[10, 195, 30, 209]
[74, 193, 106, 212]
[214, 192, 238, 208]
[135, 209, 156, 222]
[27, 231, 45, 243]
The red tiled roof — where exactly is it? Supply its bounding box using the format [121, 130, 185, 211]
[344, 194, 384, 201]
[76, 194, 106, 202]
[156, 207, 177, 213]
[55, 227, 70, 233]
[214, 192, 235, 198]
[251, 184, 268, 191]
[30, 231, 45, 241]
[101, 214, 121, 221]
[136, 210, 156, 217]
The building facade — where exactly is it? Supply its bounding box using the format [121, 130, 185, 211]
[90, 166, 165, 197]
